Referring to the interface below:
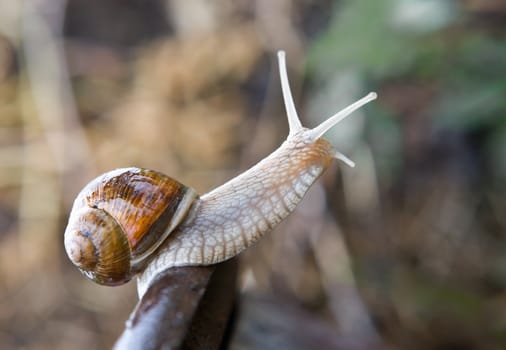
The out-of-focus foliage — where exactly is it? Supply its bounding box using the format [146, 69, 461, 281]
[306, 0, 506, 349]
[0, 0, 505, 349]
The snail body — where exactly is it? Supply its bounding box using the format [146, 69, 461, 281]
[64, 51, 377, 296]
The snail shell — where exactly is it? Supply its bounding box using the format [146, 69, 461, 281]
[64, 168, 197, 285]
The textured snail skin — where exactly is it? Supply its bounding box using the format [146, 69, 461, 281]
[137, 134, 334, 295]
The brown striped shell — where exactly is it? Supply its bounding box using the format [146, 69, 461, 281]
[64, 168, 198, 286]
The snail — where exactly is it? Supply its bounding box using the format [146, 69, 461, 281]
[64, 51, 377, 297]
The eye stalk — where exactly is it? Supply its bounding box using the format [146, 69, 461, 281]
[277, 50, 377, 168]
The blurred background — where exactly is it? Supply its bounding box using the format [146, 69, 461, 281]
[1, 0, 506, 349]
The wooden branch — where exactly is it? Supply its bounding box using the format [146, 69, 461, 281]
[114, 258, 237, 350]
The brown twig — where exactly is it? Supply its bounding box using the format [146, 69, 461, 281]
[114, 258, 237, 350]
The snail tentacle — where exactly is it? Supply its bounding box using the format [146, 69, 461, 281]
[305, 92, 377, 142]
[277, 50, 376, 167]
[278, 51, 303, 134]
